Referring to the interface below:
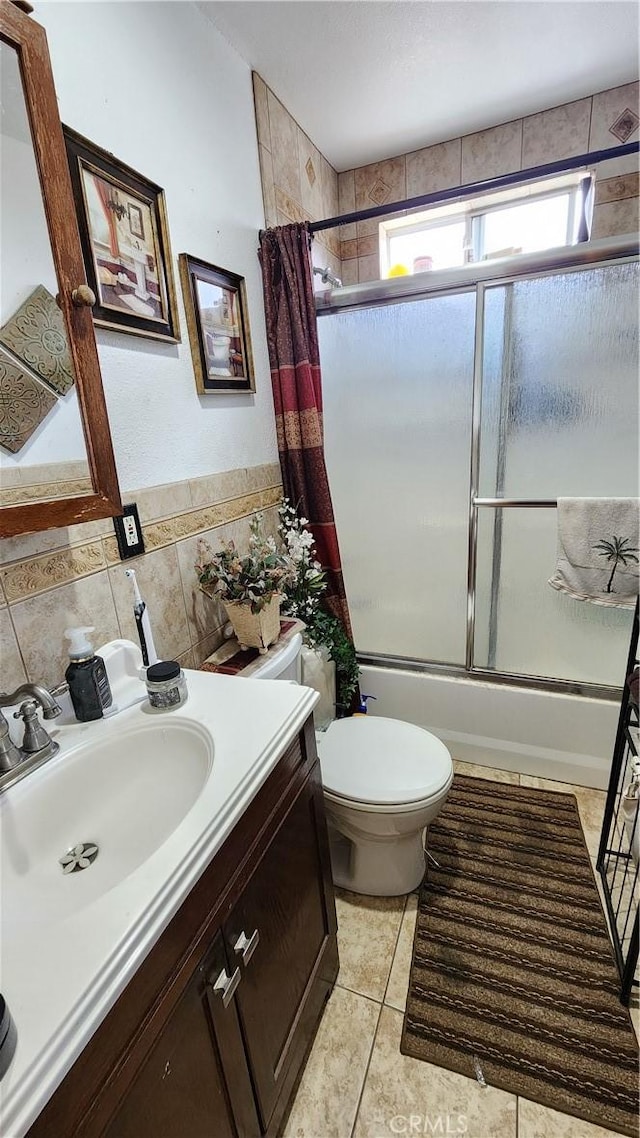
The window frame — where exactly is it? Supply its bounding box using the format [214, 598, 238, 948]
[380, 172, 590, 278]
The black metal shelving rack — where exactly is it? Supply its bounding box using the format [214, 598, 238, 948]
[597, 600, 639, 1005]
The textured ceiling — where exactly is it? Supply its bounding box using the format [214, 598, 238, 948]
[201, 0, 639, 170]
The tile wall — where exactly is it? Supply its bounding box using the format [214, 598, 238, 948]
[254, 76, 637, 288]
[0, 462, 282, 691]
[252, 73, 343, 290]
[1, 460, 92, 507]
[338, 81, 639, 283]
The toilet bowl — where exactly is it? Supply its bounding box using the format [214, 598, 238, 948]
[318, 716, 453, 895]
[249, 632, 454, 895]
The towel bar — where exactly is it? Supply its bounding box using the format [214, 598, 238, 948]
[473, 498, 557, 508]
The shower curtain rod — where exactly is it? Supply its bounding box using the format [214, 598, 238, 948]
[309, 141, 639, 235]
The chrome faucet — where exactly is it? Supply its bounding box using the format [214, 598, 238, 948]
[0, 684, 62, 779]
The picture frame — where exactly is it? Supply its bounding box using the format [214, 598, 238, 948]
[179, 254, 255, 394]
[63, 126, 180, 343]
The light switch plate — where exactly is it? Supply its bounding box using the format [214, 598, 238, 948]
[113, 503, 145, 560]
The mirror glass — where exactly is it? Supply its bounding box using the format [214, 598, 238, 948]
[0, 38, 92, 509]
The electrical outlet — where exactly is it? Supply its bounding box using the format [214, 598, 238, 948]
[113, 503, 145, 560]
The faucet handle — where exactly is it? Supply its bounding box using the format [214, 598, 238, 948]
[13, 698, 38, 720]
[14, 699, 55, 755]
[0, 710, 22, 774]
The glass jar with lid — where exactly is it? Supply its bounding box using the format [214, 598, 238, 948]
[145, 660, 188, 710]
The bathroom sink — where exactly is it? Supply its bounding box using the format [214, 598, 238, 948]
[1, 718, 213, 926]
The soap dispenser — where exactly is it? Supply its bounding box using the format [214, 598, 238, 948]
[64, 627, 113, 722]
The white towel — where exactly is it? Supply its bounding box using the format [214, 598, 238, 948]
[548, 498, 639, 607]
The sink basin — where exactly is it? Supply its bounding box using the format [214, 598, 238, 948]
[1, 718, 213, 927]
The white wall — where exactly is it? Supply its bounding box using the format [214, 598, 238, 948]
[34, 0, 278, 491]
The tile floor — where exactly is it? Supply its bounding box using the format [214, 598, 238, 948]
[282, 761, 639, 1138]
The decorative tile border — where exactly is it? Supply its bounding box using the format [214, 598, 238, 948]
[595, 172, 640, 205]
[2, 486, 283, 603]
[1, 478, 93, 508]
[2, 540, 106, 603]
[103, 485, 282, 564]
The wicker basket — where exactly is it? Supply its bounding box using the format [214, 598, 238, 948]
[223, 595, 282, 653]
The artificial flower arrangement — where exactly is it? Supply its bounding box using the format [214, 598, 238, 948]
[194, 501, 359, 704]
[277, 499, 326, 622]
[278, 500, 360, 712]
[195, 512, 295, 613]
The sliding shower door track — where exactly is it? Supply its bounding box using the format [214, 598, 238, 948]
[356, 653, 621, 701]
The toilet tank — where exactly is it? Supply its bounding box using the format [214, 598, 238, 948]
[250, 632, 302, 682]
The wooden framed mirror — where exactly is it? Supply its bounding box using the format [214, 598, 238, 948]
[0, 1, 122, 537]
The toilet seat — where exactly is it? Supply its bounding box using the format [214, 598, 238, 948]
[317, 716, 453, 809]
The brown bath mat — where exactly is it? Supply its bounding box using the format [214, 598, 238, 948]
[401, 776, 639, 1136]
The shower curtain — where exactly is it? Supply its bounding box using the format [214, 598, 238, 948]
[258, 222, 353, 635]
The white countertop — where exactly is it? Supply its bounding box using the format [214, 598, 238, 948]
[0, 646, 318, 1138]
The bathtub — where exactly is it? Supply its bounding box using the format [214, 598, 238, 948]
[359, 664, 620, 790]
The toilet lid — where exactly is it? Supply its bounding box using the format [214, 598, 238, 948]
[317, 716, 452, 806]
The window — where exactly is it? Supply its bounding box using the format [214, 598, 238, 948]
[380, 173, 590, 278]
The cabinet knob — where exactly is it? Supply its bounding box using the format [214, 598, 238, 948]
[211, 966, 241, 1008]
[71, 284, 97, 307]
[233, 928, 260, 964]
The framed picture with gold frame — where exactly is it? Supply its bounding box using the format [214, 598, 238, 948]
[63, 126, 180, 343]
[179, 254, 255, 394]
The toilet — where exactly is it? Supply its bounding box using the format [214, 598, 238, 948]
[250, 632, 454, 896]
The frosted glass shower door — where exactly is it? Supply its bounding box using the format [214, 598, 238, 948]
[317, 293, 476, 663]
[475, 260, 639, 685]
[478, 262, 639, 499]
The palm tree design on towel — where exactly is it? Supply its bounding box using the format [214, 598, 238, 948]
[592, 535, 639, 593]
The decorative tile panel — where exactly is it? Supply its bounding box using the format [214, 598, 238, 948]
[609, 108, 640, 144]
[0, 348, 57, 454]
[590, 83, 640, 151]
[298, 130, 325, 221]
[0, 285, 75, 396]
[355, 157, 406, 215]
[595, 172, 640, 204]
[1, 478, 92, 507]
[2, 540, 106, 603]
[368, 178, 391, 206]
[0, 466, 283, 690]
[275, 186, 308, 225]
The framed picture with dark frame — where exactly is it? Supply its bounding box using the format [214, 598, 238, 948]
[63, 126, 180, 343]
[179, 254, 255, 394]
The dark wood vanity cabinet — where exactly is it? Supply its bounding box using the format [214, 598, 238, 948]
[103, 936, 248, 1138]
[28, 717, 338, 1138]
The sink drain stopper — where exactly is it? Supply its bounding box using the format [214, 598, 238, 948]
[59, 842, 99, 873]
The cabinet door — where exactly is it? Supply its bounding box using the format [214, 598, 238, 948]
[222, 766, 338, 1131]
[104, 933, 258, 1138]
